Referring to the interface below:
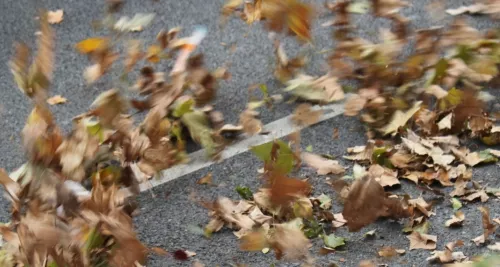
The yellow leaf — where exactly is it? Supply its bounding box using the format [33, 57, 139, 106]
[146, 45, 162, 63]
[75, 38, 108, 54]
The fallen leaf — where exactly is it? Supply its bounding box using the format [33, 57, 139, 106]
[344, 94, 367, 116]
[380, 101, 422, 135]
[47, 95, 67, 105]
[488, 243, 500, 251]
[437, 113, 453, 130]
[302, 152, 345, 175]
[407, 231, 437, 250]
[342, 176, 410, 232]
[451, 198, 462, 211]
[47, 9, 64, 24]
[197, 173, 213, 185]
[378, 246, 404, 258]
[292, 103, 322, 126]
[323, 234, 346, 249]
[368, 164, 399, 187]
[445, 211, 465, 227]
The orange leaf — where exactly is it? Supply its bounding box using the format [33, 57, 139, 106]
[75, 38, 108, 54]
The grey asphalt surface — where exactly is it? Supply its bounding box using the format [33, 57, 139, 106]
[0, 0, 500, 266]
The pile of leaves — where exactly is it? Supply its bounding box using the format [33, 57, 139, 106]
[201, 0, 500, 266]
[0, 1, 260, 265]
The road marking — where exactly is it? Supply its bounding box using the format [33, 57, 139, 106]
[139, 99, 348, 191]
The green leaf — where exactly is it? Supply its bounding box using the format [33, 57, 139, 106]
[250, 140, 295, 174]
[479, 150, 498, 164]
[451, 197, 462, 211]
[181, 111, 219, 158]
[438, 88, 463, 110]
[431, 58, 449, 85]
[236, 186, 254, 200]
[259, 84, 269, 98]
[413, 221, 430, 234]
[348, 1, 370, 14]
[172, 98, 194, 118]
[323, 234, 346, 249]
[84, 227, 105, 253]
[305, 145, 313, 152]
[372, 147, 394, 168]
[85, 119, 105, 142]
[303, 219, 323, 239]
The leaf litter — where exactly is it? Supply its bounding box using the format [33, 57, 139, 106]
[2, 0, 500, 266]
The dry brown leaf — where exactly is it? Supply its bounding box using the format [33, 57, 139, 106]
[332, 213, 347, 228]
[47, 9, 64, 24]
[240, 230, 268, 251]
[292, 103, 322, 126]
[269, 221, 311, 260]
[368, 164, 399, 187]
[472, 206, 497, 245]
[344, 94, 367, 116]
[342, 176, 410, 232]
[437, 113, 453, 130]
[197, 172, 213, 185]
[378, 246, 405, 258]
[47, 95, 67, 105]
[445, 211, 465, 227]
[407, 231, 437, 250]
[269, 174, 311, 206]
[239, 109, 262, 135]
[302, 152, 345, 175]
[464, 190, 489, 203]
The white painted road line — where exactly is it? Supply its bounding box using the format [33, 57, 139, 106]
[139, 98, 348, 192]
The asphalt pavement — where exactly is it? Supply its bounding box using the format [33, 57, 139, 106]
[0, 0, 500, 266]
